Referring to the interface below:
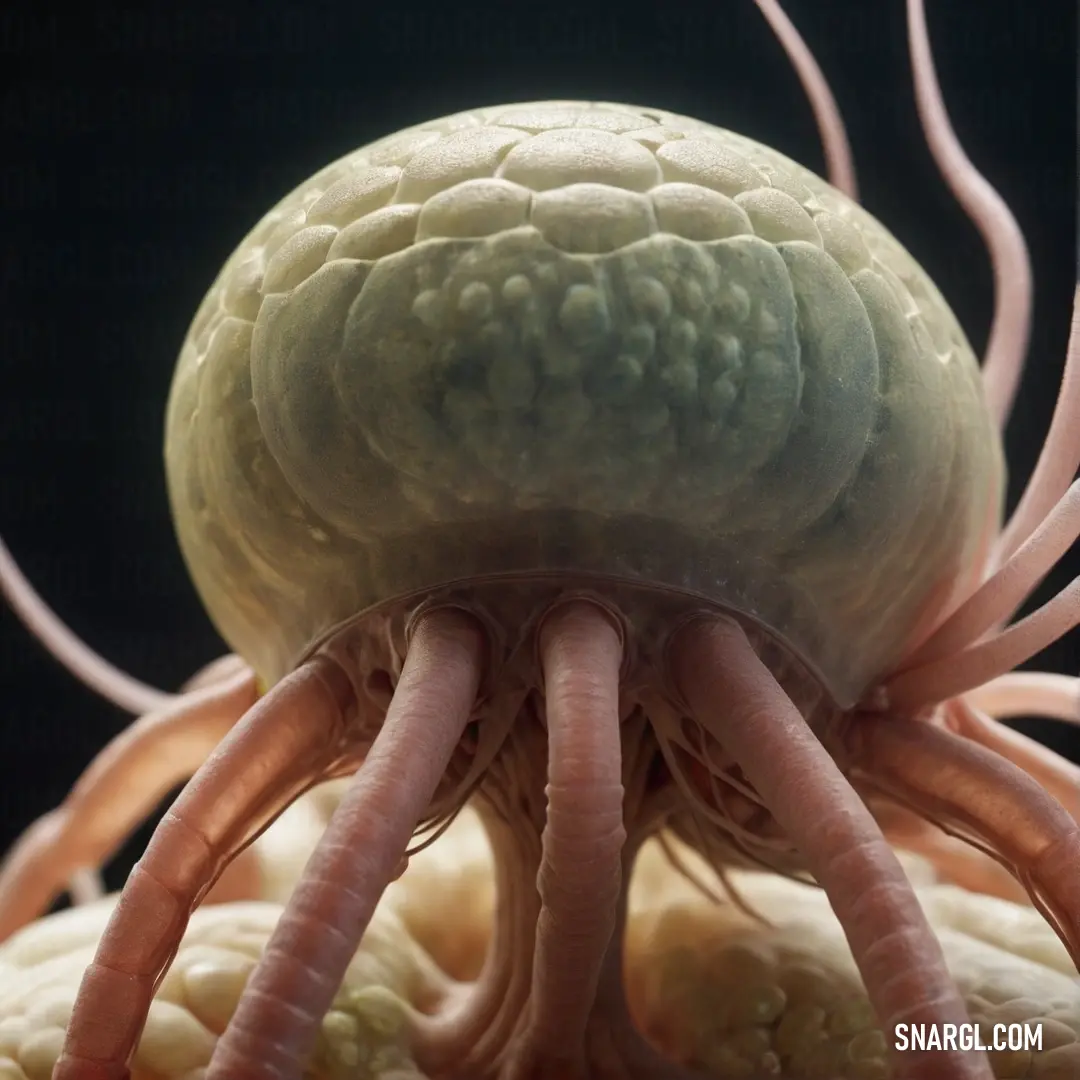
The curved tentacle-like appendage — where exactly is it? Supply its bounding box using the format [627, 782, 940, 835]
[884, 576, 1080, 711]
[868, 799, 1031, 904]
[997, 284, 1080, 565]
[1, 527, 255, 912]
[0, 534, 174, 718]
[905, 0, 1032, 431]
[945, 698, 1080, 821]
[902, 480, 1080, 672]
[53, 653, 362, 1080]
[407, 713, 545, 1078]
[503, 602, 626, 1079]
[752, 0, 857, 200]
[669, 617, 993, 1080]
[964, 671, 1080, 724]
[203, 607, 485, 1080]
[846, 712, 1080, 967]
[0, 665, 258, 942]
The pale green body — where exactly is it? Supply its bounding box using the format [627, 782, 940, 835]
[164, 101, 1003, 704]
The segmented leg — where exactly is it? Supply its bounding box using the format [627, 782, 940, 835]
[503, 601, 627, 1079]
[846, 711, 1080, 963]
[575, 840, 710, 1080]
[53, 652, 359, 1080]
[0, 664, 257, 941]
[204, 607, 485, 1080]
[669, 618, 992, 1080]
[412, 727, 544, 1078]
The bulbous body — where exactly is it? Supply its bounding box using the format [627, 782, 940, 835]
[164, 100, 1004, 706]
[2, 9, 1076, 1074]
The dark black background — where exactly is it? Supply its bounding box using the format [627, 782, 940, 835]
[0, 0, 1076, 891]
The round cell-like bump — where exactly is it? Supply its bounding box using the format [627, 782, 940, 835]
[251, 257, 438, 547]
[220, 254, 265, 321]
[708, 331, 743, 373]
[182, 952, 255, 1031]
[572, 106, 659, 132]
[487, 104, 653, 133]
[651, 182, 754, 241]
[485, 103, 644, 133]
[735, 189, 823, 247]
[625, 126, 686, 150]
[16, 1028, 64, 1078]
[306, 167, 402, 227]
[720, 241, 878, 533]
[530, 183, 656, 253]
[906, 311, 939, 365]
[756, 163, 815, 208]
[135, 999, 216, 1075]
[558, 283, 611, 344]
[813, 212, 872, 276]
[717, 283, 751, 325]
[262, 207, 308, 261]
[497, 129, 662, 192]
[262, 225, 338, 294]
[411, 287, 445, 329]
[326, 204, 421, 260]
[606, 353, 646, 399]
[658, 316, 698, 359]
[628, 276, 672, 322]
[394, 127, 527, 203]
[501, 273, 532, 305]
[870, 256, 919, 317]
[416, 178, 532, 240]
[456, 280, 494, 322]
[655, 138, 767, 197]
[484, 103, 588, 131]
[367, 129, 443, 168]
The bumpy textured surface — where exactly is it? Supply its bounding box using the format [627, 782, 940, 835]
[627, 843, 1079, 1080]
[0, 803, 1075, 1080]
[164, 101, 1003, 699]
[0, 900, 440, 1080]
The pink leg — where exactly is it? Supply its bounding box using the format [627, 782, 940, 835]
[946, 698, 1080, 819]
[412, 730, 545, 1078]
[205, 607, 485, 1080]
[670, 618, 992, 1080]
[505, 601, 627, 1079]
[847, 712, 1080, 963]
[0, 664, 257, 940]
[871, 799, 1030, 903]
[582, 842, 710, 1080]
[53, 653, 359, 1080]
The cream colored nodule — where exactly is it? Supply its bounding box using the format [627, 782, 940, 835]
[1, 795, 1075, 1080]
[164, 101, 1003, 703]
